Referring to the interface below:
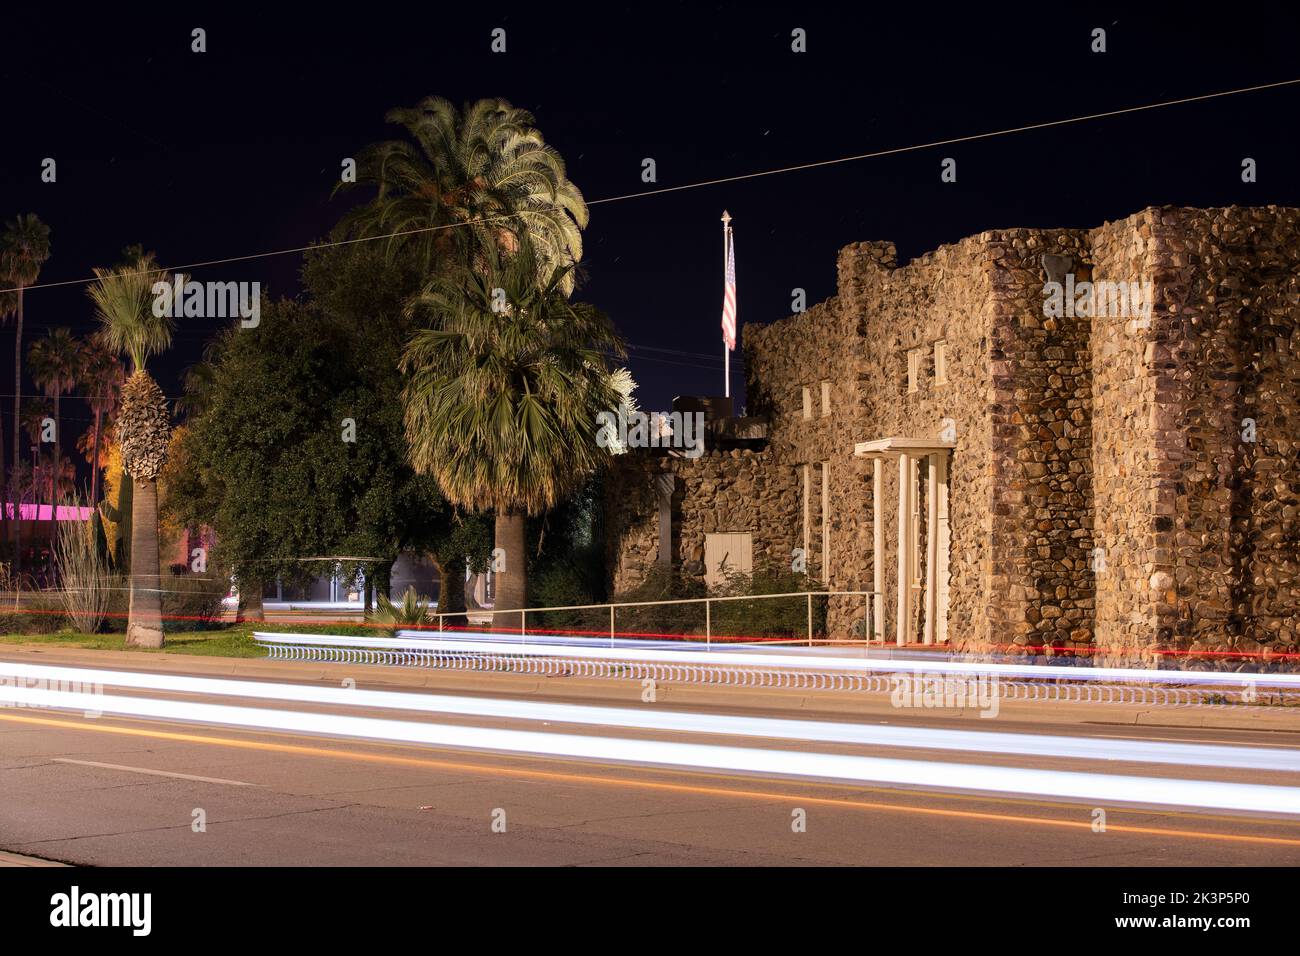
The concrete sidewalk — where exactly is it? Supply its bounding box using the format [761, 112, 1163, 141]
[0, 850, 67, 867]
[1, 642, 1297, 732]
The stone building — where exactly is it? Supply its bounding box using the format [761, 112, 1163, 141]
[606, 206, 1300, 659]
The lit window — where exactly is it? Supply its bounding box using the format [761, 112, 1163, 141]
[934, 340, 948, 385]
[820, 380, 831, 417]
[802, 386, 812, 419]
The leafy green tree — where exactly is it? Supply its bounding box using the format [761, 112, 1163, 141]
[301, 241, 491, 614]
[336, 96, 588, 294]
[401, 240, 624, 626]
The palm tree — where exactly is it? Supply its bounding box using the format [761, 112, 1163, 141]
[88, 252, 174, 647]
[336, 97, 588, 293]
[28, 328, 82, 569]
[400, 240, 624, 627]
[1, 214, 52, 562]
[78, 336, 124, 504]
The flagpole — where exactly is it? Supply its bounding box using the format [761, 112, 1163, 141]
[721, 210, 731, 399]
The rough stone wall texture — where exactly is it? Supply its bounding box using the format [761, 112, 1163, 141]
[604, 205, 1300, 658]
[983, 228, 1095, 653]
[1091, 206, 1300, 660]
[604, 450, 799, 596]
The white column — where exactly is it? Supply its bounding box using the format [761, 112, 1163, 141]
[936, 452, 951, 644]
[821, 460, 831, 585]
[924, 453, 938, 645]
[896, 453, 910, 646]
[873, 457, 884, 641]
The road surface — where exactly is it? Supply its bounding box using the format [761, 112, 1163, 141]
[2, 659, 1299, 866]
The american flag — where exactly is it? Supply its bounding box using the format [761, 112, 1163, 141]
[721, 230, 737, 350]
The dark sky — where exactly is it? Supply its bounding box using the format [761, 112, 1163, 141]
[3, 5, 1299, 483]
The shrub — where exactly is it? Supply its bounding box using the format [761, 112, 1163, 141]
[710, 563, 827, 642]
[527, 561, 608, 635]
[160, 573, 229, 632]
[54, 516, 118, 633]
[612, 565, 707, 639]
[367, 586, 431, 634]
[0, 591, 68, 635]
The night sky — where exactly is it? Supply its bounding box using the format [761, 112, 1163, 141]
[4, 5, 1299, 483]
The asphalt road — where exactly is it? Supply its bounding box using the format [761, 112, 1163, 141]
[2, 665, 1300, 866]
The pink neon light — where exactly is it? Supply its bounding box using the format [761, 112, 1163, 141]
[1, 503, 93, 521]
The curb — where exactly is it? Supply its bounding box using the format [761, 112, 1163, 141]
[2, 643, 1299, 732]
[0, 850, 69, 868]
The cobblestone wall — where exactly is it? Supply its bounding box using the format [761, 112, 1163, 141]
[605, 205, 1300, 658]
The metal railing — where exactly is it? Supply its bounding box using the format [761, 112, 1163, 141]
[250, 630, 1299, 707]
[423, 589, 882, 647]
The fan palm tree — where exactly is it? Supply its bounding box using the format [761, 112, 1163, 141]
[28, 328, 82, 565]
[88, 252, 174, 647]
[78, 336, 124, 504]
[400, 240, 624, 627]
[336, 96, 588, 293]
[1, 214, 52, 560]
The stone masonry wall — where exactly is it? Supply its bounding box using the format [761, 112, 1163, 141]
[604, 450, 799, 596]
[1091, 206, 1300, 659]
[604, 204, 1300, 657]
[984, 228, 1095, 652]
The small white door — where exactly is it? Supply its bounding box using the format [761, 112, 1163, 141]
[704, 533, 753, 589]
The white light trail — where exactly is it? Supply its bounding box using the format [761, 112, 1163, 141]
[353, 632, 1300, 689]
[4, 673, 1300, 815]
[1, 660, 1297, 772]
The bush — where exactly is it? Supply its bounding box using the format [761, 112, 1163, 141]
[54, 516, 118, 633]
[526, 561, 609, 635]
[160, 573, 228, 632]
[612, 565, 707, 639]
[367, 586, 431, 634]
[711, 563, 827, 642]
[0, 591, 68, 635]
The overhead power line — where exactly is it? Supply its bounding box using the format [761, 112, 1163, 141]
[2, 75, 1297, 297]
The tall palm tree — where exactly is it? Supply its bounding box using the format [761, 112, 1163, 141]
[400, 240, 624, 627]
[78, 336, 124, 504]
[1, 214, 52, 562]
[88, 252, 174, 647]
[337, 96, 588, 293]
[28, 328, 82, 566]
[11, 399, 49, 569]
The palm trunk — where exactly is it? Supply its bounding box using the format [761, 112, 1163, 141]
[435, 554, 467, 630]
[11, 285, 22, 574]
[125, 476, 164, 647]
[90, 407, 102, 504]
[492, 510, 527, 633]
[48, 392, 58, 576]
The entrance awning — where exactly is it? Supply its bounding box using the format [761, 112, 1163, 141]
[853, 436, 955, 458]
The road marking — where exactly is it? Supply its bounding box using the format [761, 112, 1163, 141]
[50, 758, 257, 787]
[4, 711, 1300, 847]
